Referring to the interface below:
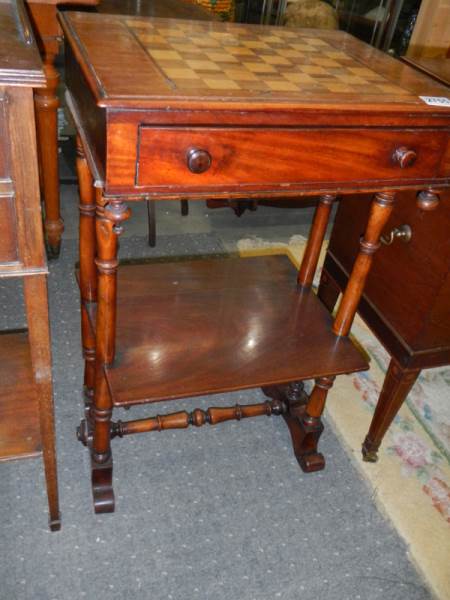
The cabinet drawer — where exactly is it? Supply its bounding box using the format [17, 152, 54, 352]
[136, 127, 446, 190]
[0, 195, 18, 264]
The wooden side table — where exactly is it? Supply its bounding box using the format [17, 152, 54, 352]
[0, 0, 60, 530]
[25, 0, 98, 257]
[60, 11, 450, 513]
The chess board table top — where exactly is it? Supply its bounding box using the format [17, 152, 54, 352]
[60, 11, 450, 118]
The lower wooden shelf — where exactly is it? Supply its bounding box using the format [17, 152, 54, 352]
[95, 255, 368, 407]
[0, 331, 41, 461]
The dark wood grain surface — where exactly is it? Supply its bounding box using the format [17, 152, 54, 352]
[0, 332, 42, 461]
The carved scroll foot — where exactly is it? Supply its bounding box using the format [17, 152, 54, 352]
[262, 382, 325, 473]
[91, 455, 115, 514]
[284, 406, 325, 472]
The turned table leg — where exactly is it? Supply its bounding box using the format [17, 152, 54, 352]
[264, 194, 337, 469]
[277, 191, 395, 471]
[90, 195, 131, 513]
[75, 136, 97, 440]
[297, 193, 335, 288]
[333, 191, 396, 337]
[362, 359, 420, 462]
[34, 50, 64, 258]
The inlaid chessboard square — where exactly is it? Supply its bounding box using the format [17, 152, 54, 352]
[126, 18, 408, 97]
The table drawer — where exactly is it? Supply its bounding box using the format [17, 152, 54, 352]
[0, 195, 18, 264]
[136, 127, 446, 190]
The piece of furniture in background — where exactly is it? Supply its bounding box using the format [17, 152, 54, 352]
[318, 51, 450, 463]
[260, 0, 287, 24]
[185, 0, 235, 20]
[283, 0, 338, 29]
[0, 0, 60, 530]
[99, 0, 214, 18]
[402, 54, 450, 86]
[318, 189, 450, 462]
[26, 0, 98, 258]
[61, 10, 449, 513]
[406, 0, 450, 59]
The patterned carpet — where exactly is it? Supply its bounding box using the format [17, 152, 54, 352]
[237, 234, 450, 600]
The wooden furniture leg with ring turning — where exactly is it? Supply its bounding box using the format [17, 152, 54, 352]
[26, 0, 99, 257]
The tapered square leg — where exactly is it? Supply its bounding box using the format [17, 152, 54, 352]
[363, 359, 420, 462]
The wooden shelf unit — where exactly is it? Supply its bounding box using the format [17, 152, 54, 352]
[0, 0, 60, 531]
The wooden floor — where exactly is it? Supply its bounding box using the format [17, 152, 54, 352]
[0, 331, 41, 461]
[92, 255, 369, 406]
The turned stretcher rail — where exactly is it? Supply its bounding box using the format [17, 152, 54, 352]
[111, 399, 286, 437]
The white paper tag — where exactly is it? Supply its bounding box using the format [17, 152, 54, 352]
[419, 96, 450, 107]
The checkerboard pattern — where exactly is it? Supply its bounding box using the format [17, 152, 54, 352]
[127, 18, 408, 96]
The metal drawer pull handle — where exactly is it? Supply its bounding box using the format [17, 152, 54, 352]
[380, 224, 412, 246]
[392, 146, 417, 168]
[187, 148, 212, 174]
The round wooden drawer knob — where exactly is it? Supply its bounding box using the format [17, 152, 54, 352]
[187, 148, 212, 174]
[392, 146, 417, 168]
[417, 189, 440, 211]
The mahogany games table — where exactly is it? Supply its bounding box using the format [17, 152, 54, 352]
[59, 11, 450, 513]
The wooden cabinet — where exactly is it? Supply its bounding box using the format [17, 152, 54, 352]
[319, 190, 450, 460]
[0, 0, 60, 531]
